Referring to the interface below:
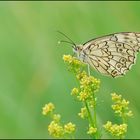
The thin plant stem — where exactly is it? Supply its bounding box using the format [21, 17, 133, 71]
[93, 95, 97, 128]
[119, 108, 127, 139]
[85, 100, 94, 127]
[85, 100, 99, 139]
[93, 95, 100, 139]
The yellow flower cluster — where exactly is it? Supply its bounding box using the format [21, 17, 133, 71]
[111, 93, 122, 101]
[111, 93, 133, 117]
[64, 54, 100, 105]
[48, 121, 64, 138]
[78, 91, 90, 101]
[63, 55, 84, 73]
[78, 107, 88, 119]
[42, 102, 55, 115]
[76, 70, 100, 101]
[103, 93, 133, 138]
[64, 122, 76, 134]
[103, 121, 127, 138]
[42, 102, 76, 138]
[80, 74, 100, 92]
[48, 121, 76, 138]
[63, 55, 73, 63]
[87, 126, 97, 135]
[71, 72, 100, 101]
[77, 72, 100, 102]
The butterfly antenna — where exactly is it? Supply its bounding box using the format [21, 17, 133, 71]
[57, 31, 76, 47]
[58, 40, 75, 49]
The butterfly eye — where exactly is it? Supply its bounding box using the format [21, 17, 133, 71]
[77, 47, 82, 51]
[74, 47, 78, 51]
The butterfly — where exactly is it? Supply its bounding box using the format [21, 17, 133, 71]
[58, 31, 140, 78]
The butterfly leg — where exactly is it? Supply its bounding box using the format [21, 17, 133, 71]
[87, 64, 91, 76]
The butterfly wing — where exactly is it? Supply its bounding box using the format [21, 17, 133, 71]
[82, 32, 140, 77]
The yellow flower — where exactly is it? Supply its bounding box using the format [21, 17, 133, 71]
[103, 121, 127, 137]
[64, 122, 76, 134]
[53, 114, 61, 123]
[76, 71, 87, 80]
[42, 102, 55, 115]
[78, 107, 88, 119]
[63, 54, 83, 66]
[111, 104, 122, 112]
[121, 99, 129, 107]
[87, 126, 97, 135]
[103, 121, 112, 130]
[63, 55, 73, 63]
[71, 88, 79, 96]
[63, 55, 83, 73]
[80, 76, 91, 86]
[79, 75, 100, 93]
[78, 91, 90, 101]
[48, 121, 64, 138]
[111, 93, 133, 118]
[111, 93, 122, 102]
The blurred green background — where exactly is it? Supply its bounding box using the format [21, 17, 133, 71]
[0, 1, 140, 139]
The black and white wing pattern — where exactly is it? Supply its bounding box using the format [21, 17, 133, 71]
[82, 32, 140, 78]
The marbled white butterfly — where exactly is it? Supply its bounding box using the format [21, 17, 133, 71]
[58, 31, 140, 78]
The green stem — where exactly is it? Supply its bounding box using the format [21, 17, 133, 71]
[93, 95, 101, 139]
[122, 107, 127, 124]
[93, 96, 97, 128]
[85, 101, 94, 127]
[119, 108, 127, 139]
[85, 100, 99, 139]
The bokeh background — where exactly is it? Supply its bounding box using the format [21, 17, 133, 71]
[0, 1, 140, 139]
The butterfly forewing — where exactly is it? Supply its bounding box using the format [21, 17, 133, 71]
[82, 32, 140, 77]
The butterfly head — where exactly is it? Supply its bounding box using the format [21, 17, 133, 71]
[73, 44, 83, 54]
[73, 44, 87, 62]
